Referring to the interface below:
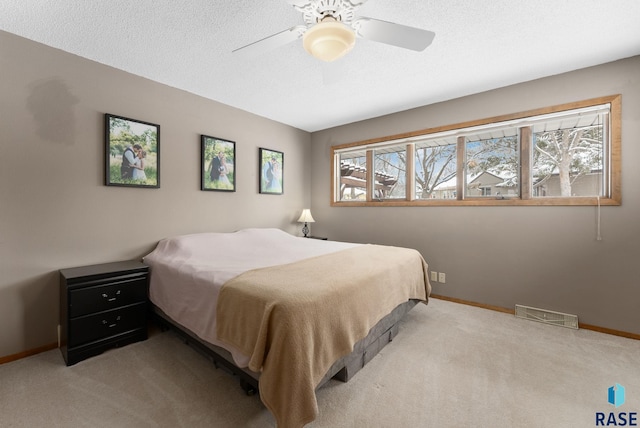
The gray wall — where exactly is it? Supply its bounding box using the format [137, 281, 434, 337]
[0, 31, 311, 358]
[310, 56, 640, 335]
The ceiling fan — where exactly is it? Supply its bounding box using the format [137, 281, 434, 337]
[233, 0, 436, 62]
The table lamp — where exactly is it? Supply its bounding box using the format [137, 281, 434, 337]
[297, 209, 315, 238]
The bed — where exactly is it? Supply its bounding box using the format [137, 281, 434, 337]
[143, 228, 431, 428]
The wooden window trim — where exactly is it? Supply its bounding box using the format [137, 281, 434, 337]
[520, 126, 532, 200]
[331, 95, 621, 207]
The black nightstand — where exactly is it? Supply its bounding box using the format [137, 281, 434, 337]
[306, 236, 327, 240]
[59, 260, 149, 366]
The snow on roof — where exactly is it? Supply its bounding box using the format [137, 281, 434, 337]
[434, 170, 517, 190]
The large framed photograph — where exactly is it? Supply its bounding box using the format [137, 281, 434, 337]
[105, 114, 160, 188]
[259, 148, 283, 195]
[201, 135, 236, 192]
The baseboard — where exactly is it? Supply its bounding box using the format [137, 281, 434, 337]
[430, 294, 640, 341]
[578, 323, 640, 341]
[430, 294, 515, 315]
[0, 342, 58, 365]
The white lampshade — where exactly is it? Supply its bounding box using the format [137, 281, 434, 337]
[297, 209, 315, 223]
[303, 17, 355, 62]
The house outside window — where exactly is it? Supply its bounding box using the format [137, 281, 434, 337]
[465, 130, 519, 199]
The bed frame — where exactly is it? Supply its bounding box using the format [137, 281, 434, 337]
[150, 299, 419, 396]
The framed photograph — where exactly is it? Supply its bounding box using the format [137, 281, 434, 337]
[259, 148, 284, 194]
[201, 135, 236, 192]
[105, 114, 160, 188]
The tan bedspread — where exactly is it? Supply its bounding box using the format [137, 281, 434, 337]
[216, 244, 431, 428]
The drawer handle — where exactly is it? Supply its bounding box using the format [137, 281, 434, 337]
[101, 290, 122, 302]
[102, 315, 122, 328]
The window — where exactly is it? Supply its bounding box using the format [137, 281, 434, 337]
[331, 95, 621, 206]
[465, 129, 519, 199]
[337, 150, 367, 201]
[415, 140, 457, 200]
[373, 146, 406, 199]
[531, 110, 605, 198]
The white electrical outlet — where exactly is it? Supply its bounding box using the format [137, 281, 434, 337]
[438, 272, 446, 283]
[430, 271, 438, 282]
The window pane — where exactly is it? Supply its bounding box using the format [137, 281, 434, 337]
[373, 147, 405, 199]
[338, 151, 367, 201]
[532, 114, 604, 197]
[465, 130, 519, 198]
[415, 141, 457, 199]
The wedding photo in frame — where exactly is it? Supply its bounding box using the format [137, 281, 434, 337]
[201, 135, 236, 192]
[105, 114, 160, 188]
[259, 148, 283, 195]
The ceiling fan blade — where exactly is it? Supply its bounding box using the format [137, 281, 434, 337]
[353, 17, 435, 51]
[233, 25, 306, 57]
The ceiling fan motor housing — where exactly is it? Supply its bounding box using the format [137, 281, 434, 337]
[295, 0, 362, 26]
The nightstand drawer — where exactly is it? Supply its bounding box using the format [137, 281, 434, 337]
[69, 276, 147, 318]
[68, 303, 146, 348]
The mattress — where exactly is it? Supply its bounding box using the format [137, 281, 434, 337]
[143, 228, 361, 366]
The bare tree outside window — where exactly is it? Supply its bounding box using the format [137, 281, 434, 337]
[533, 124, 604, 197]
[415, 143, 457, 199]
[374, 149, 404, 199]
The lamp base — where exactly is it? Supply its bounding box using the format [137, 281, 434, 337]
[302, 222, 309, 238]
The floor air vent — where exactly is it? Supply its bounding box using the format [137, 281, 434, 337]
[515, 305, 578, 329]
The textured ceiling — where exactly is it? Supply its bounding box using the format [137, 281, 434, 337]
[1, 0, 639, 132]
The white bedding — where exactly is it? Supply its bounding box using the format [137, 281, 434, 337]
[143, 228, 360, 367]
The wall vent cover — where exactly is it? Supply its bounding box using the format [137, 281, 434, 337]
[515, 304, 578, 329]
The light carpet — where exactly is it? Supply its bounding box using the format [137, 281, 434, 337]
[1, 299, 638, 427]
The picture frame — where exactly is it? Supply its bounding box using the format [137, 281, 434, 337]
[259, 148, 284, 195]
[105, 113, 160, 188]
[201, 135, 236, 192]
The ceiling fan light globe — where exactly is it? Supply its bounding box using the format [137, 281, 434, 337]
[303, 20, 355, 62]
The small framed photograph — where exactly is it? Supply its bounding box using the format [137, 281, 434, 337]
[259, 148, 284, 194]
[201, 135, 236, 192]
[105, 114, 160, 188]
